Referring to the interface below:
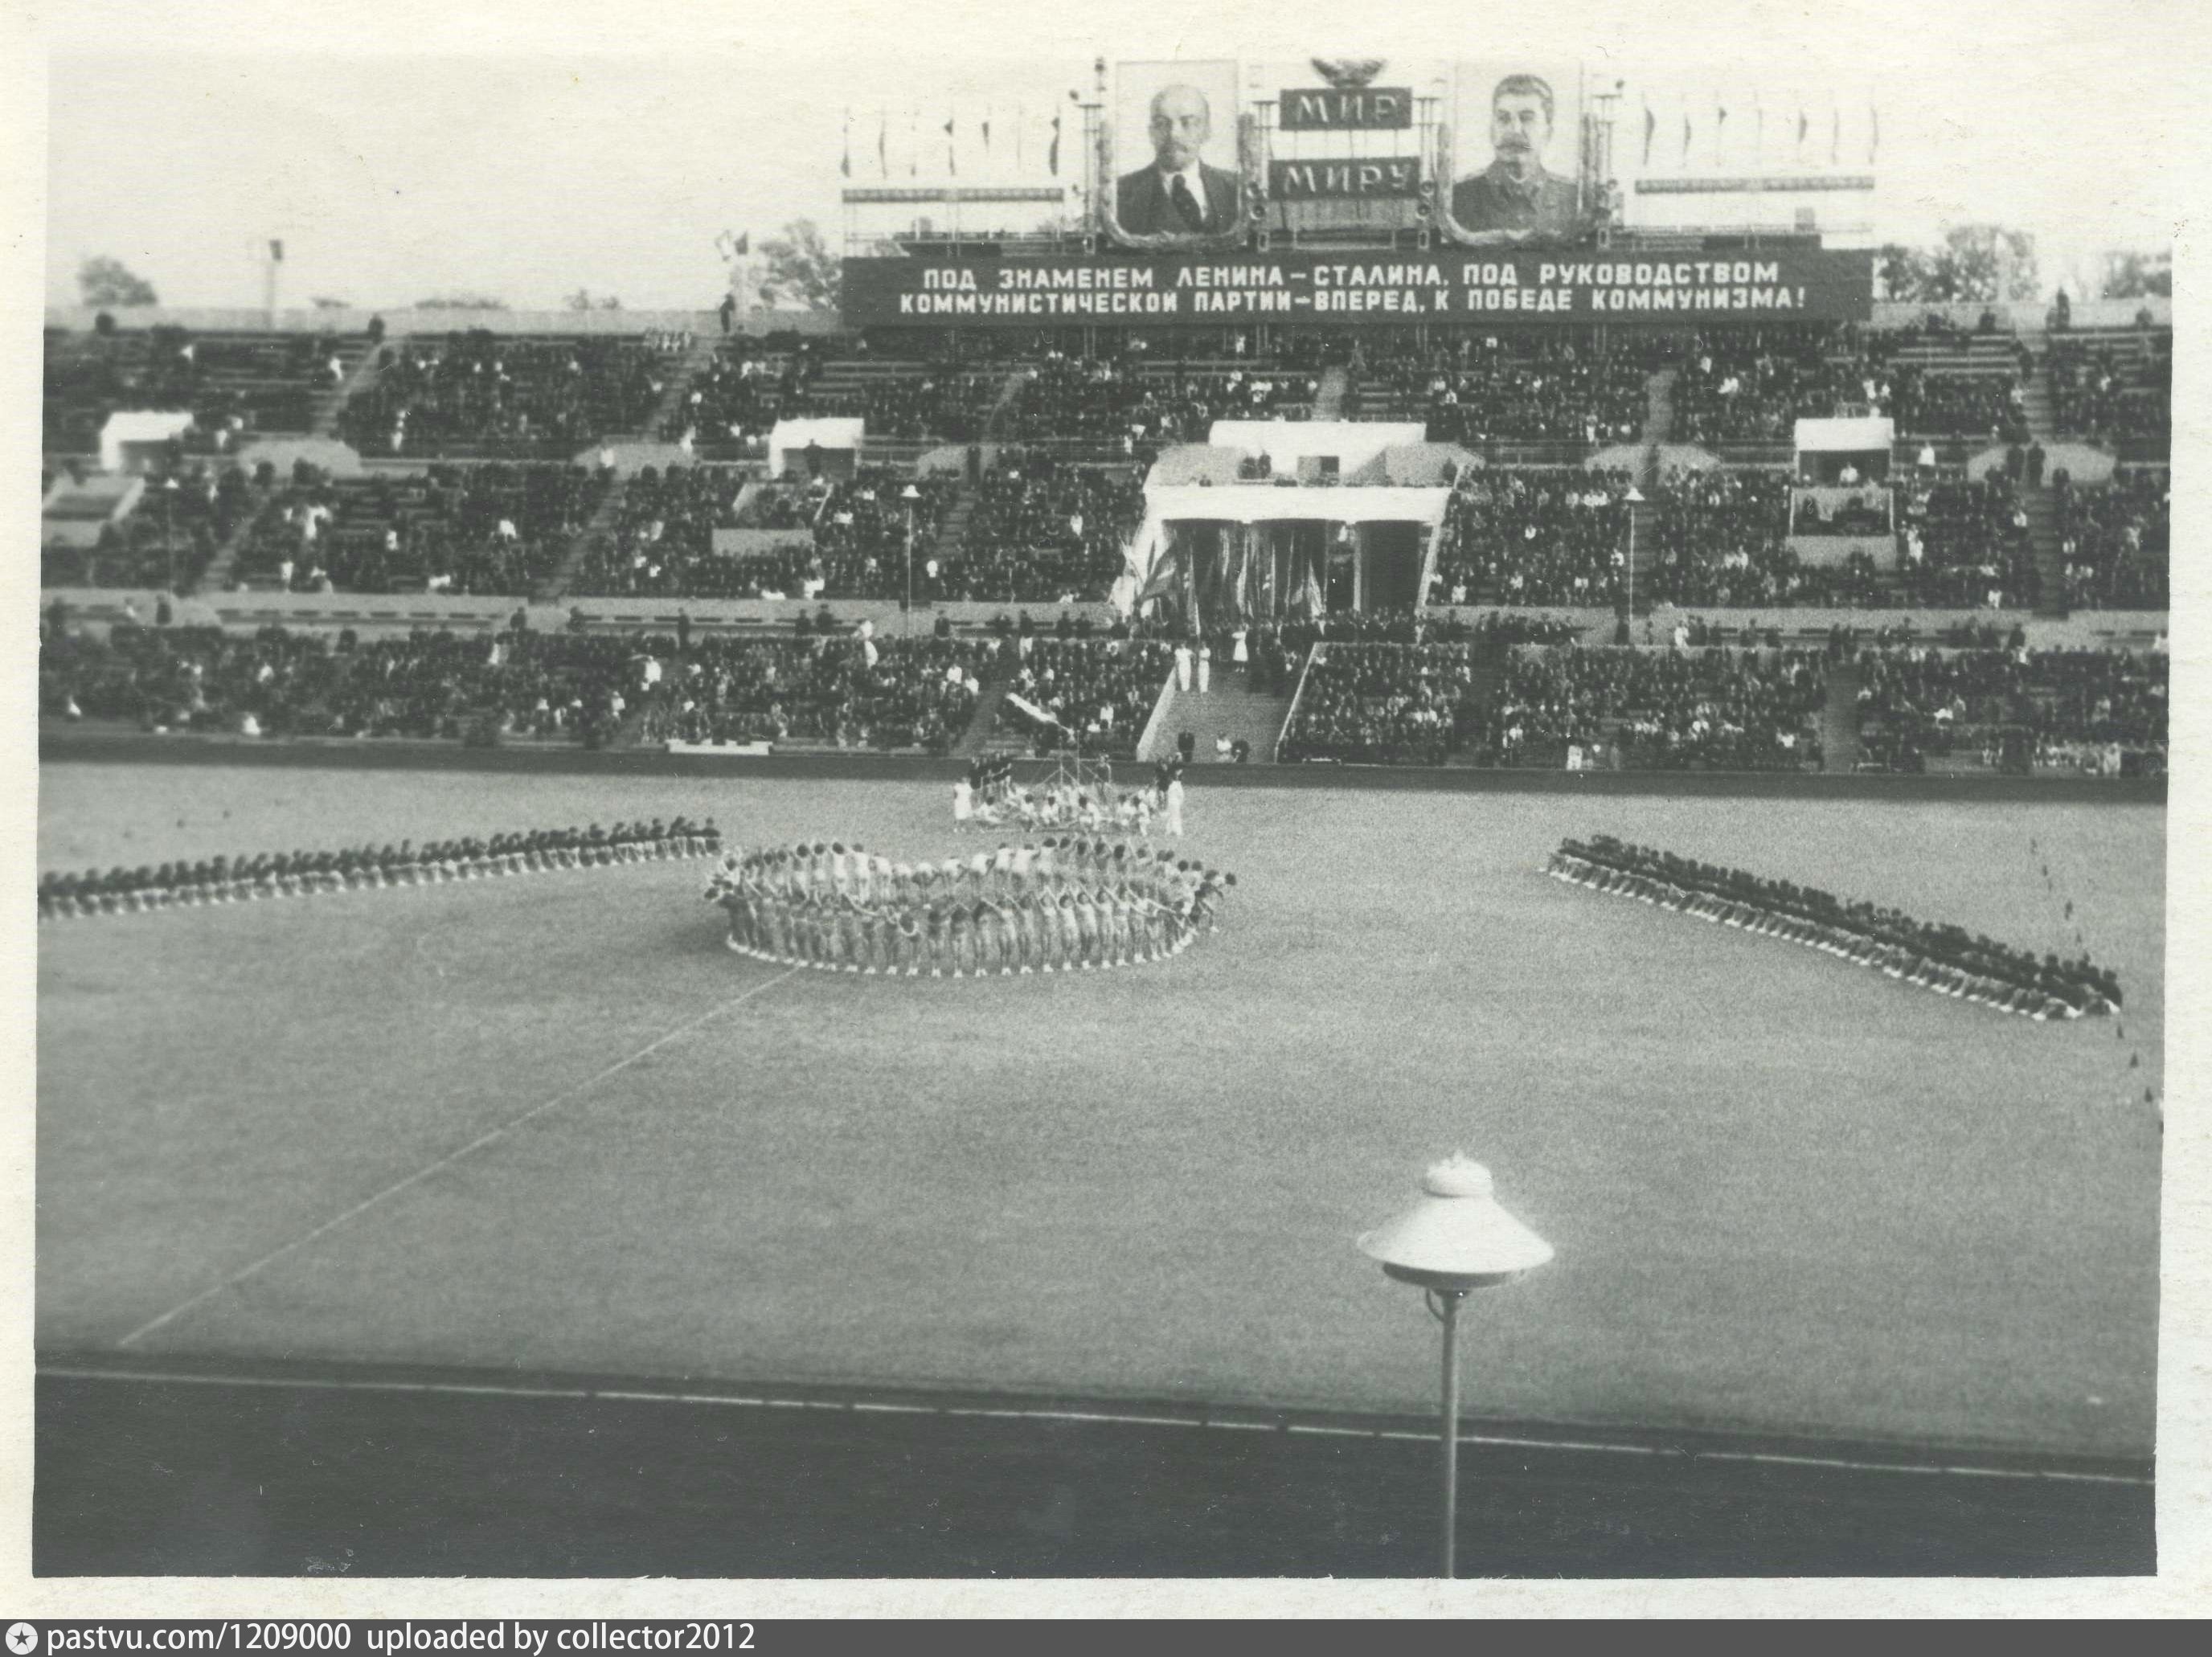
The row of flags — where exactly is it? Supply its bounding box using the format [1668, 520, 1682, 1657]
[842, 93, 1080, 180]
[1640, 96, 1880, 170]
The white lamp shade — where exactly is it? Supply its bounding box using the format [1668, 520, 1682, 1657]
[1358, 1156, 1553, 1291]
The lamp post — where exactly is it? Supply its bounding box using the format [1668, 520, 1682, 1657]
[1358, 1155, 1552, 1580]
[1622, 483, 1645, 631]
[162, 475, 180, 597]
[901, 482, 921, 637]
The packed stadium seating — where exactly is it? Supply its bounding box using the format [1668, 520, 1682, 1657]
[1355, 333, 1646, 448]
[1895, 473, 2035, 610]
[2054, 467, 2168, 610]
[994, 637, 1174, 759]
[996, 349, 1316, 452]
[1493, 645, 1828, 771]
[1853, 645, 2166, 772]
[230, 462, 608, 595]
[2046, 329, 2172, 452]
[39, 622, 993, 753]
[948, 452, 1145, 603]
[1430, 468, 1633, 608]
[40, 460, 258, 591]
[337, 332, 678, 457]
[43, 325, 366, 454]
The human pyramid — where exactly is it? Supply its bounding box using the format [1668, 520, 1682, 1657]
[39, 818, 722, 919]
[1546, 835, 2120, 1021]
[707, 837, 1236, 976]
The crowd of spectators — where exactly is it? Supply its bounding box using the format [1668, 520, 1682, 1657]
[948, 452, 1145, 603]
[43, 460, 257, 591]
[1668, 325, 1878, 445]
[2054, 468, 2168, 610]
[1430, 468, 1632, 607]
[231, 462, 605, 594]
[39, 621, 995, 755]
[1361, 334, 1645, 448]
[1854, 644, 2166, 772]
[1642, 468, 1885, 608]
[2046, 332, 2171, 448]
[1895, 474, 2036, 609]
[1493, 646, 1827, 771]
[43, 326, 352, 452]
[338, 333, 673, 456]
[1278, 643, 1485, 767]
[1888, 364, 2028, 441]
[567, 465, 768, 599]
[1279, 640, 1825, 771]
[994, 638, 1174, 759]
[997, 350, 1314, 455]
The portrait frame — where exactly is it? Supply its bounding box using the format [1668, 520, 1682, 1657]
[1104, 59, 1255, 249]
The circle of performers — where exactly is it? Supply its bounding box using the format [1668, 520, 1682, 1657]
[707, 838, 1236, 976]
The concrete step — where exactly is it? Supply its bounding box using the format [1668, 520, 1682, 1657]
[1139, 668, 1296, 766]
[1821, 661, 1862, 775]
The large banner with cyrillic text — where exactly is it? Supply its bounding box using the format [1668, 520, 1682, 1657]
[842, 249, 1871, 326]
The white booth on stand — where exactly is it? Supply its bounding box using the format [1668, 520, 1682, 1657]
[1788, 415, 1896, 567]
[767, 416, 864, 481]
[100, 411, 195, 475]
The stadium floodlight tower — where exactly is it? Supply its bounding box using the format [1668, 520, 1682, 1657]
[1358, 1156, 1551, 1579]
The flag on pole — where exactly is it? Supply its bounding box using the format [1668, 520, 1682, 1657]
[878, 109, 889, 178]
[1642, 97, 1655, 166]
[1796, 104, 1808, 158]
[1714, 92, 1728, 166]
[841, 109, 852, 178]
[1868, 102, 1879, 164]
[1682, 103, 1694, 167]
[1049, 112, 1063, 175]
[981, 111, 992, 154]
[944, 113, 956, 176]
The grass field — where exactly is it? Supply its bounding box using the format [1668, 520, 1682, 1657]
[37, 762, 2164, 1460]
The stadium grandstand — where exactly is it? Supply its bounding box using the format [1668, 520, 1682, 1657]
[35, 42, 2168, 1589]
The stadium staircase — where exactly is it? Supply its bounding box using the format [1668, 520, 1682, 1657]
[2013, 330, 2071, 616]
[981, 368, 1031, 441]
[536, 476, 629, 603]
[1311, 366, 1352, 420]
[1642, 367, 1678, 444]
[197, 480, 281, 595]
[646, 335, 721, 444]
[309, 341, 385, 438]
[1138, 665, 1296, 765]
[952, 669, 1013, 760]
[1821, 660, 1864, 773]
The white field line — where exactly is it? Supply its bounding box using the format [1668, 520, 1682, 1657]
[114, 965, 804, 1348]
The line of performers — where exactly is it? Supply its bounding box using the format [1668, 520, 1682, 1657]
[1546, 837, 2119, 1021]
[40, 818, 723, 919]
[707, 837, 1237, 976]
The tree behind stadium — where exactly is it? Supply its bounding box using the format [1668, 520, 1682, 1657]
[759, 220, 841, 310]
[78, 256, 158, 307]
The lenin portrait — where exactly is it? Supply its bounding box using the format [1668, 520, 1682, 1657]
[1115, 81, 1242, 238]
[1449, 72, 1583, 242]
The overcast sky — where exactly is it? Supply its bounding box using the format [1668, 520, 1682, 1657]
[29, 0, 2198, 312]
